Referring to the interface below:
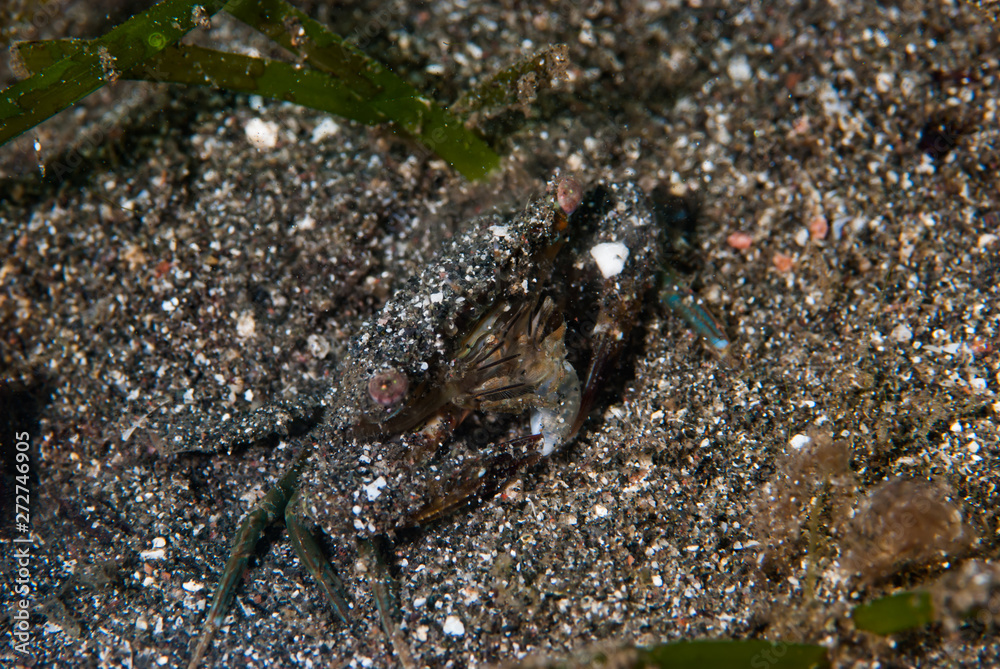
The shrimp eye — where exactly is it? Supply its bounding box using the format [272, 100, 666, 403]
[368, 368, 408, 408]
[556, 176, 583, 215]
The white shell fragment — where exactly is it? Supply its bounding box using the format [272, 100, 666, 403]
[728, 54, 753, 83]
[789, 434, 811, 450]
[310, 118, 341, 143]
[182, 580, 204, 593]
[236, 311, 256, 339]
[245, 118, 279, 149]
[891, 324, 913, 342]
[362, 476, 387, 501]
[442, 615, 466, 637]
[589, 241, 630, 278]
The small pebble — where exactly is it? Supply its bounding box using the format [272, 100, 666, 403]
[891, 324, 913, 342]
[727, 231, 753, 250]
[182, 580, 204, 593]
[789, 434, 811, 450]
[772, 253, 794, 272]
[236, 311, 256, 339]
[310, 118, 340, 143]
[443, 615, 465, 637]
[245, 118, 279, 150]
[363, 476, 387, 501]
[590, 242, 629, 278]
[809, 215, 829, 240]
[728, 54, 753, 83]
[307, 334, 330, 359]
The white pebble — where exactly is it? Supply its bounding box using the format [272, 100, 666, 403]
[875, 71, 894, 94]
[890, 324, 913, 342]
[245, 118, 279, 149]
[236, 311, 256, 338]
[589, 242, 629, 278]
[294, 213, 316, 232]
[363, 476, 387, 501]
[789, 434, 811, 450]
[442, 615, 465, 637]
[831, 216, 853, 240]
[182, 580, 204, 593]
[728, 55, 753, 83]
[308, 334, 330, 359]
[465, 43, 484, 60]
[311, 118, 341, 143]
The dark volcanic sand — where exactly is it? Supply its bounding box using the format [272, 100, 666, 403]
[1, 1, 999, 667]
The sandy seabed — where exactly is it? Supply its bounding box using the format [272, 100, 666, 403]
[1, 1, 999, 667]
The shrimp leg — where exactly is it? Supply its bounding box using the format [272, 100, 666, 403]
[188, 451, 309, 669]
